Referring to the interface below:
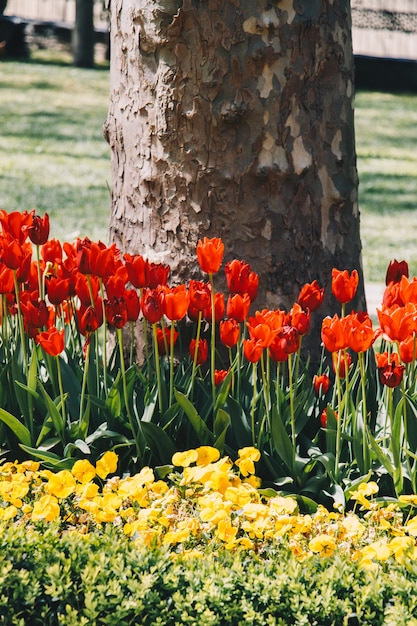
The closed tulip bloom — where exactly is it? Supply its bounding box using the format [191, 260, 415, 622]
[123, 253, 148, 289]
[41, 238, 63, 265]
[321, 314, 348, 353]
[332, 351, 352, 379]
[0, 209, 31, 243]
[214, 369, 229, 386]
[90, 242, 120, 279]
[226, 293, 251, 323]
[289, 302, 311, 336]
[196, 237, 224, 274]
[0, 265, 14, 294]
[386, 259, 408, 285]
[188, 280, 211, 312]
[297, 279, 324, 312]
[164, 285, 189, 321]
[46, 275, 72, 305]
[0, 233, 25, 270]
[376, 351, 405, 388]
[277, 325, 300, 355]
[156, 326, 178, 356]
[105, 296, 128, 329]
[332, 268, 359, 304]
[20, 294, 50, 330]
[224, 259, 251, 294]
[313, 374, 330, 396]
[203, 292, 225, 324]
[269, 335, 288, 362]
[36, 326, 65, 357]
[243, 338, 264, 363]
[77, 303, 103, 336]
[141, 288, 164, 324]
[399, 335, 416, 364]
[25, 211, 50, 246]
[219, 318, 240, 348]
[75, 272, 100, 307]
[146, 262, 170, 289]
[124, 289, 141, 321]
[189, 338, 208, 365]
[382, 282, 404, 308]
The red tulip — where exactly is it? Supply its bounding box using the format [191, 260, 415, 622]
[123, 253, 148, 289]
[203, 292, 225, 324]
[386, 259, 408, 285]
[141, 288, 164, 324]
[77, 303, 103, 336]
[289, 302, 311, 336]
[0, 210, 31, 243]
[41, 238, 63, 265]
[297, 280, 324, 312]
[46, 275, 72, 305]
[332, 269, 359, 304]
[25, 212, 50, 246]
[226, 293, 251, 323]
[225, 259, 251, 294]
[146, 262, 170, 289]
[105, 296, 128, 329]
[243, 338, 264, 363]
[36, 326, 65, 357]
[196, 237, 224, 274]
[188, 280, 211, 313]
[124, 289, 141, 322]
[156, 326, 178, 356]
[376, 351, 405, 388]
[346, 311, 378, 353]
[214, 369, 229, 386]
[189, 338, 208, 365]
[219, 318, 240, 348]
[321, 314, 348, 353]
[164, 285, 189, 321]
[313, 374, 330, 396]
[332, 351, 352, 379]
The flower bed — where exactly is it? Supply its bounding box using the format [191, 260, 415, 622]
[0, 209, 416, 509]
[1, 449, 417, 623]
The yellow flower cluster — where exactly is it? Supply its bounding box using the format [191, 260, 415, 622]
[1, 448, 417, 569]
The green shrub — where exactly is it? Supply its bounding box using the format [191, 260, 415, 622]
[0, 523, 416, 625]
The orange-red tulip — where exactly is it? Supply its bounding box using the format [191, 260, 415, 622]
[226, 293, 251, 323]
[243, 338, 264, 363]
[36, 326, 65, 357]
[219, 318, 240, 348]
[297, 280, 324, 312]
[321, 314, 348, 353]
[313, 374, 330, 396]
[196, 237, 224, 274]
[376, 351, 405, 388]
[164, 285, 189, 321]
[332, 268, 359, 304]
[189, 338, 208, 365]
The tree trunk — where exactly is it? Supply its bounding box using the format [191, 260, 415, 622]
[105, 0, 365, 357]
[73, 0, 95, 68]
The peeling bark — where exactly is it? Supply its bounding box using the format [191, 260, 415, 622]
[105, 0, 365, 357]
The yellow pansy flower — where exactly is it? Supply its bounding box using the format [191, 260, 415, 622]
[96, 451, 118, 479]
[309, 534, 336, 557]
[32, 494, 60, 522]
[45, 470, 76, 499]
[172, 449, 199, 467]
[195, 446, 220, 466]
[72, 459, 96, 484]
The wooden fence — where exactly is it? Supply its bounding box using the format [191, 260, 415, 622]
[4, 0, 417, 61]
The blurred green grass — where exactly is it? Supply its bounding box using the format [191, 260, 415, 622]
[0, 54, 111, 242]
[355, 90, 417, 283]
[0, 55, 415, 284]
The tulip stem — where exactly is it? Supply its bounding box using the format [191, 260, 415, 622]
[12, 270, 28, 372]
[169, 322, 176, 408]
[79, 337, 90, 425]
[358, 351, 369, 472]
[55, 355, 67, 430]
[335, 350, 343, 481]
[152, 323, 164, 414]
[190, 311, 202, 401]
[288, 352, 296, 454]
[251, 361, 257, 446]
[209, 274, 216, 410]
[117, 327, 142, 460]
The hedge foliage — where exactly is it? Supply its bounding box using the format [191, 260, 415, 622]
[1, 523, 417, 626]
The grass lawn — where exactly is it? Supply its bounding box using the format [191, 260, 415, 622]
[0, 52, 415, 285]
[356, 90, 417, 283]
[0, 52, 111, 242]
